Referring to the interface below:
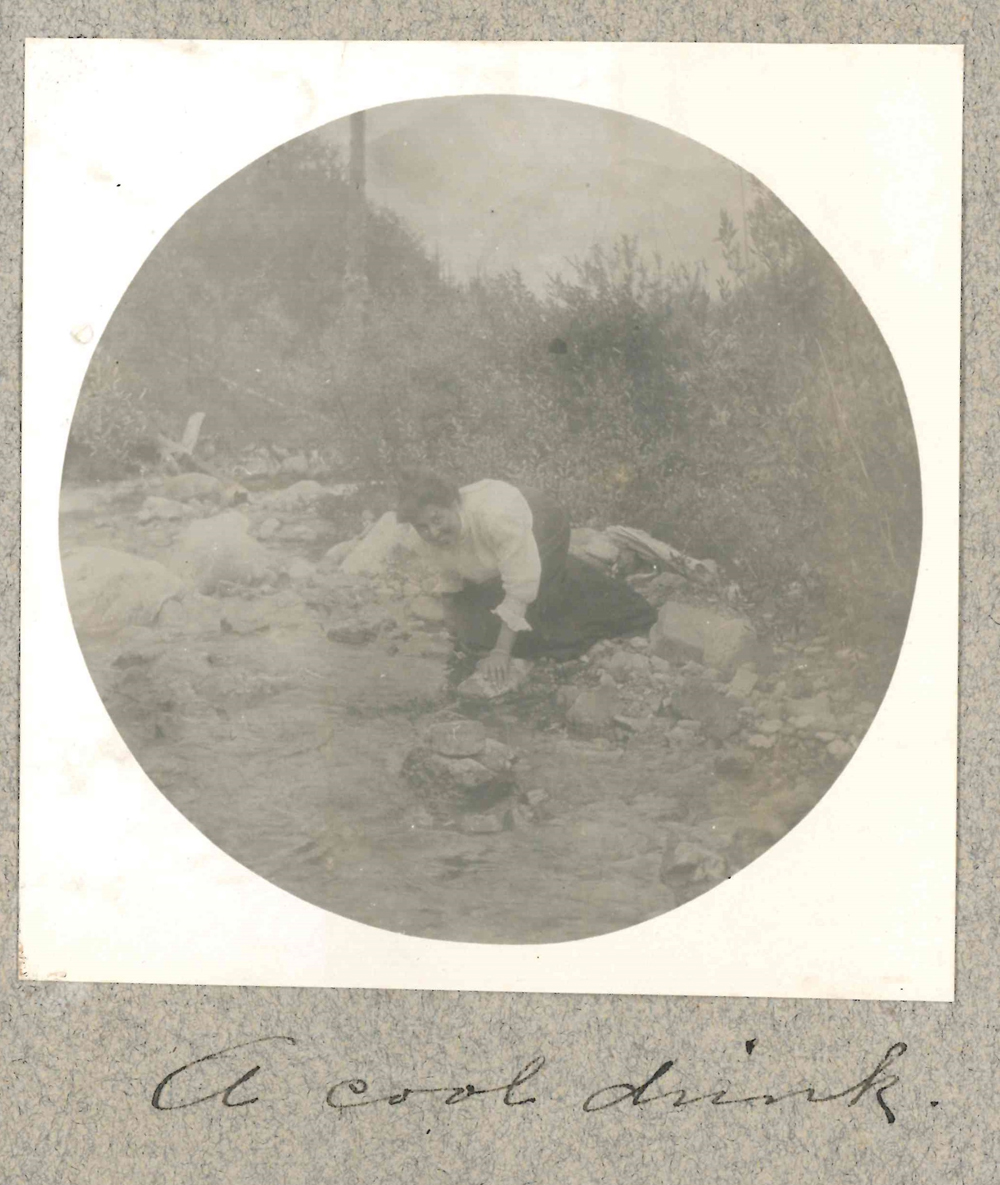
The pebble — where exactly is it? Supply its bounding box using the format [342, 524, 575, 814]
[758, 719, 783, 734]
[826, 739, 854, 759]
[727, 666, 759, 698]
[613, 714, 653, 733]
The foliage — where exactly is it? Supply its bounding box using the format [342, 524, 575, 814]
[71, 137, 921, 643]
[64, 356, 163, 480]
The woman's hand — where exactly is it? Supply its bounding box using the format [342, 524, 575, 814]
[479, 648, 512, 693]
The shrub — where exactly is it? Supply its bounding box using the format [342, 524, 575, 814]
[65, 357, 163, 481]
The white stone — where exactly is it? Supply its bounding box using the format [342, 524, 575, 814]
[170, 511, 274, 594]
[63, 547, 187, 636]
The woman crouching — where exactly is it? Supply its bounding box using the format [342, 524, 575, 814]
[395, 467, 657, 691]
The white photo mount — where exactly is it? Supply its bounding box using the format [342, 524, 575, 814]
[20, 40, 960, 998]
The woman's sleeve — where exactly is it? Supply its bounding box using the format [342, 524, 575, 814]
[485, 490, 542, 633]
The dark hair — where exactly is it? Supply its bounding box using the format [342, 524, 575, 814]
[395, 466, 461, 525]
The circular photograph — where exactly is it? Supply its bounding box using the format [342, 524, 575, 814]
[60, 96, 921, 944]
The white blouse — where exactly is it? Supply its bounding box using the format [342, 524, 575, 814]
[423, 479, 542, 632]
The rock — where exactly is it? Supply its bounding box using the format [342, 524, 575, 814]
[155, 592, 222, 636]
[726, 665, 759, 699]
[270, 479, 327, 509]
[425, 720, 488, 758]
[746, 733, 776, 750]
[605, 650, 651, 682]
[478, 738, 518, 773]
[341, 512, 421, 576]
[566, 685, 621, 736]
[525, 787, 549, 806]
[556, 685, 582, 710]
[286, 558, 316, 582]
[757, 718, 783, 734]
[402, 744, 516, 817]
[163, 472, 223, 502]
[826, 738, 854, 759]
[410, 595, 446, 623]
[660, 841, 728, 885]
[170, 511, 273, 594]
[279, 454, 309, 476]
[277, 522, 326, 544]
[256, 517, 281, 541]
[638, 571, 689, 606]
[507, 804, 534, 829]
[613, 714, 653, 734]
[629, 636, 650, 651]
[786, 670, 815, 698]
[456, 658, 533, 700]
[327, 620, 378, 645]
[461, 813, 505, 834]
[397, 634, 453, 658]
[319, 538, 360, 571]
[63, 547, 187, 636]
[650, 601, 759, 675]
[569, 527, 621, 567]
[671, 680, 741, 741]
[137, 496, 193, 524]
[222, 592, 319, 637]
[425, 754, 497, 790]
[714, 751, 755, 779]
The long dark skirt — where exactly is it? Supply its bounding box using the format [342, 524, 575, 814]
[446, 487, 658, 661]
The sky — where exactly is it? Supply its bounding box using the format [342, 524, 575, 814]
[315, 95, 753, 294]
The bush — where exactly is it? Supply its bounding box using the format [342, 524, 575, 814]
[65, 357, 162, 481]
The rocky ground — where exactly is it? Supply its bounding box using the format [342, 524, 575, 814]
[59, 467, 895, 943]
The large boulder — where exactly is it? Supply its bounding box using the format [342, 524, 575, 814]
[170, 511, 274, 594]
[62, 547, 187, 636]
[650, 600, 759, 675]
[340, 511, 421, 576]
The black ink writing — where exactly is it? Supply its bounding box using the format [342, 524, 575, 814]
[151, 1036, 297, 1111]
[582, 1042, 907, 1125]
[325, 1056, 545, 1112]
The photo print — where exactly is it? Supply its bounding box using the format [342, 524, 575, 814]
[21, 41, 960, 996]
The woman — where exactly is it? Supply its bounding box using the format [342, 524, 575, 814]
[395, 467, 657, 690]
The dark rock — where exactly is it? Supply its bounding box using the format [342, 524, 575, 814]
[328, 622, 378, 645]
[402, 745, 516, 817]
[714, 751, 755, 780]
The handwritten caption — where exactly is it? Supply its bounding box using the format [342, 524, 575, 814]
[152, 1037, 909, 1125]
